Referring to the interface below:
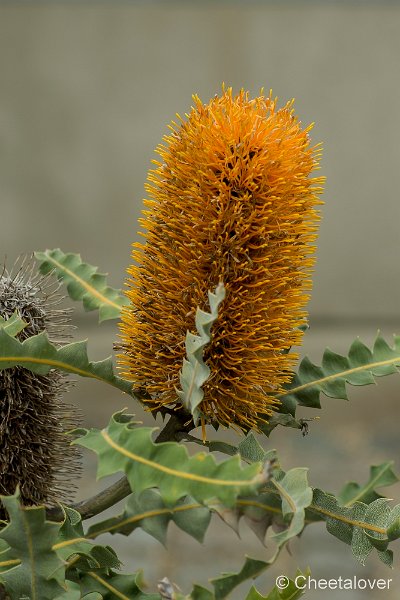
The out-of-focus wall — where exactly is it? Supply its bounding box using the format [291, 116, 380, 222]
[1, 2, 400, 323]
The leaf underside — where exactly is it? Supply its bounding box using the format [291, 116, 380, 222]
[177, 282, 226, 424]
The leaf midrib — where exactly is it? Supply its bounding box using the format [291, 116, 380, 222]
[278, 355, 400, 398]
[44, 254, 122, 311]
[101, 430, 262, 488]
[343, 463, 394, 507]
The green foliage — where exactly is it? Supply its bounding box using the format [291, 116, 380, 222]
[177, 283, 226, 424]
[238, 434, 268, 463]
[211, 556, 274, 600]
[35, 249, 129, 322]
[84, 447, 315, 564]
[0, 493, 64, 600]
[87, 489, 211, 544]
[189, 562, 309, 600]
[0, 312, 27, 337]
[258, 413, 305, 437]
[269, 469, 313, 550]
[0, 328, 132, 395]
[0, 497, 161, 600]
[70, 570, 160, 599]
[338, 461, 398, 506]
[73, 411, 266, 507]
[2, 253, 400, 598]
[278, 333, 400, 414]
[310, 489, 400, 566]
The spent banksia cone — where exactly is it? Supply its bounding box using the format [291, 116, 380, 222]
[119, 88, 323, 430]
[0, 259, 81, 512]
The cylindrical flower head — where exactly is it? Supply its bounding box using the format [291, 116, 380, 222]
[0, 259, 81, 512]
[119, 89, 323, 430]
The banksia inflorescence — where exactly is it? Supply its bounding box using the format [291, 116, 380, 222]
[0, 259, 81, 513]
[119, 88, 323, 430]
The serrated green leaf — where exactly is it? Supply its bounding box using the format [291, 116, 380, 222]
[338, 462, 399, 506]
[0, 493, 64, 600]
[310, 489, 400, 566]
[76, 570, 160, 599]
[68, 545, 122, 573]
[189, 584, 215, 600]
[270, 469, 313, 548]
[87, 471, 287, 550]
[278, 333, 400, 410]
[245, 588, 267, 600]
[0, 328, 132, 395]
[258, 413, 303, 437]
[244, 568, 309, 599]
[54, 507, 106, 575]
[35, 249, 129, 322]
[177, 283, 226, 424]
[0, 312, 27, 337]
[211, 556, 272, 600]
[238, 492, 285, 544]
[87, 489, 211, 545]
[350, 502, 374, 564]
[190, 567, 309, 600]
[357, 499, 391, 557]
[74, 412, 266, 508]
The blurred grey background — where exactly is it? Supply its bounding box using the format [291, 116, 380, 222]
[1, 2, 400, 598]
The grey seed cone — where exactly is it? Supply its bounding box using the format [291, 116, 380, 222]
[0, 257, 81, 515]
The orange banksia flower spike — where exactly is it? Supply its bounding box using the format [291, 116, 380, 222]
[119, 88, 324, 431]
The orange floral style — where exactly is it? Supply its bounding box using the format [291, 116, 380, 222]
[119, 88, 323, 430]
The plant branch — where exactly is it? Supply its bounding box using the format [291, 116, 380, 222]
[46, 412, 195, 522]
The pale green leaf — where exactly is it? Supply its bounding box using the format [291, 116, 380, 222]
[238, 492, 285, 544]
[35, 249, 129, 322]
[310, 489, 400, 566]
[270, 469, 313, 548]
[0, 328, 132, 395]
[0, 493, 64, 600]
[0, 312, 27, 337]
[338, 462, 399, 506]
[238, 434, 267, 464]
[278, 333, 400, 410]
[73, 411, 266, 508]
[177, 283, 225, 424]
[87, 490, 211, 545]
[55, 507, 96, 563]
